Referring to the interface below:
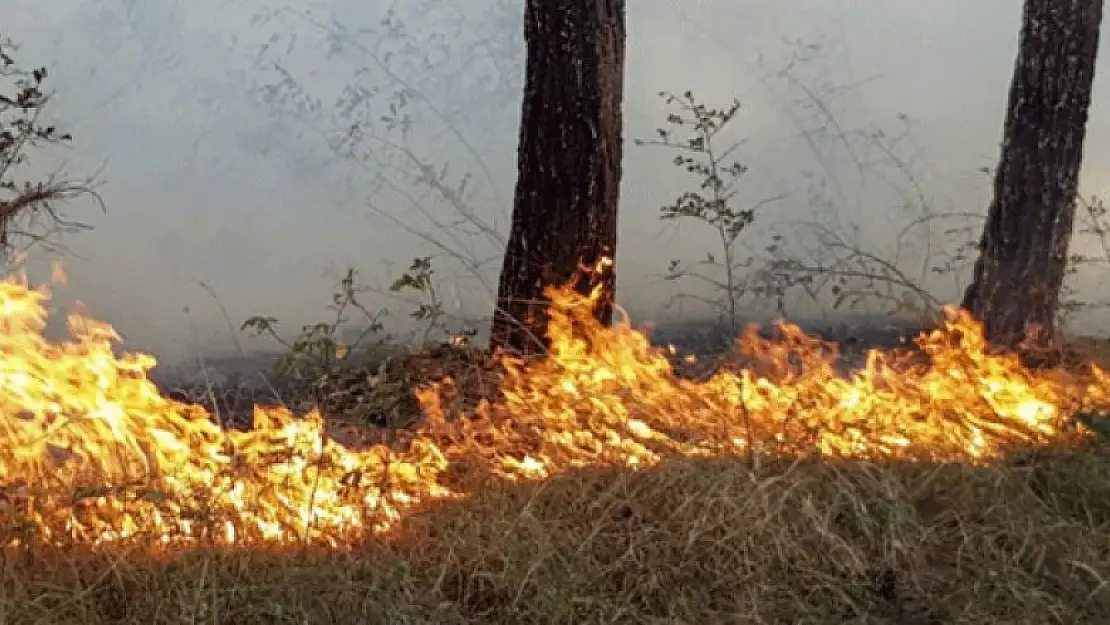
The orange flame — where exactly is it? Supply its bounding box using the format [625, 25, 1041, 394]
[0, 274, 1103, 548]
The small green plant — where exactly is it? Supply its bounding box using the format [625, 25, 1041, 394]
[635, 90, 783, 334]
[241, 256, 478, 399]
[241, 268, 389, 387]
[390, 255, 477, 346]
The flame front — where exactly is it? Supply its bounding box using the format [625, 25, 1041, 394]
[0, 275, 1103, 548]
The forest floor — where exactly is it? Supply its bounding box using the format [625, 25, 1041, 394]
[7, 320, 1110, 624]
[6, 448, 1110, 624]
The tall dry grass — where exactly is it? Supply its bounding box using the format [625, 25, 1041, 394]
[4, 444, 1110, 624]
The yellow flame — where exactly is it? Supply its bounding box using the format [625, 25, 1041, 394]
[0, 273, 1102, 549]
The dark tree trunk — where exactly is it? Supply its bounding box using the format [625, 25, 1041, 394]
[962, 0, 1103, 348]
[488, 0, 626, 356]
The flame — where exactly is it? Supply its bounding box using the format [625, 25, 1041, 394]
[0, 273, 1104, 549]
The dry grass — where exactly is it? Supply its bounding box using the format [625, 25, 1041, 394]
[73, 331, 1110, 623]
[5, 444, 1110, 624]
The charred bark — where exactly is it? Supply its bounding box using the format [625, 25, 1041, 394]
[488, 0, 626, 356]
[962, 0, 1103, 348]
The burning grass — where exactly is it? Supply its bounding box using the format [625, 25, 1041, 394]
[6, 450, 1110, 624]
[2, 274, 1103, 547]
[3, 268, 1110, 621]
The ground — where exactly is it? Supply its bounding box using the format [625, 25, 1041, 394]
[14, 317, 1109, 624]
[7, 448, 1110, 623]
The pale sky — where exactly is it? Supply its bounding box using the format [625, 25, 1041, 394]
[4, 0, 1109, 364]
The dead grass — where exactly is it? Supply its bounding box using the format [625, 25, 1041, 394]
[5, 444, 1110, 624]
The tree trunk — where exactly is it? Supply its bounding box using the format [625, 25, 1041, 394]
[961, 0, 1103, 348]
[489, 0, 626, 355]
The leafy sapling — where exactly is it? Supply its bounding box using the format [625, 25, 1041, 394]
[242, 268, 389, 388]
[390, 255, 478, 346]
[635, 90, 783, 334]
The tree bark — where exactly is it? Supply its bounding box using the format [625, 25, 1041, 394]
[489, 0, 626, 355]
[962, 0, 1103, 348]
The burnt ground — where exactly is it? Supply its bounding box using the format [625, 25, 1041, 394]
[149, 317, 928, 432]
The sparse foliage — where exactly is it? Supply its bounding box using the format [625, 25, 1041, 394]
[747, 45, 980, 325]
[250, 4, 516, 304]
[390, 255, 478, 346]
[240, 256, 477, 417]
[241, 268, 389, 395]
[0, 35, 101, 263]
[635, 90, 784, 333]
[1058, 194, 1110, 332]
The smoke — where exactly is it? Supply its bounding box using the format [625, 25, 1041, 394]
[4, 0, 1109, 370]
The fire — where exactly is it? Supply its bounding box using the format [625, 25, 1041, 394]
[0, 274, 1104, 549]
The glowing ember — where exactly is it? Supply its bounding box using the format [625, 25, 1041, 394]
[0, 273, 1103, 548]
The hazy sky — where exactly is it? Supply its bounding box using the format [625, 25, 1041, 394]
[4, 0, 1110, 365]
